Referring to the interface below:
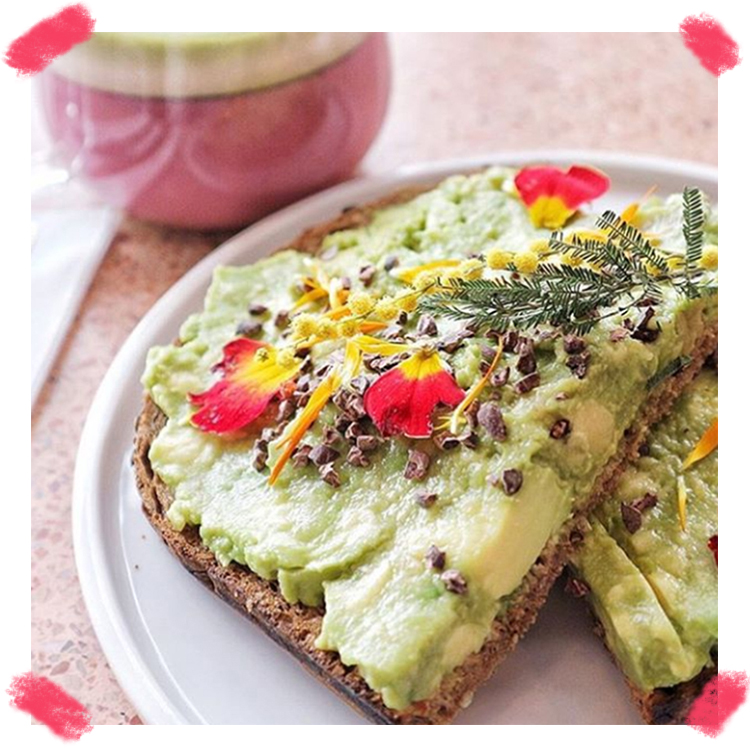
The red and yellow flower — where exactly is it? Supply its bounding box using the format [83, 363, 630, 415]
[189, 338, 302, 433]
[364, 347, 465, 438]
[514, 165, 610, 229]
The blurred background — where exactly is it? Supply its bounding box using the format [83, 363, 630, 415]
[31, 32, 716, 725]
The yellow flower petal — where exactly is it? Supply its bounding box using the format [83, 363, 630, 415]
[683, 418, 718, 471]
[676, 475, 688, 532]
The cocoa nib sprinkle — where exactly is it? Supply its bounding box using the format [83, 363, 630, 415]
[516, 342, 537, 375]
[404, 449, 431, 480]
[620, 493, 658, 534]
[433, 432, 461, 451]
[355, 435, 380, 452]
[565, 576, 590, 598]
[502, 469, 523, 495]
[252, 440, 268, 472]
[425, 545, 446, 570]
[566, 351, 590, 379]
[490, 366, 510, 388]
[319, 463, 341, 487]
[347, 446, 370, 467]
[477, 402, 507, 440]
[358, 264, 377, 286]
[276, 398, 296, 422]
[236, 320, 263, 338]
[416, 491, 439, 509]
[549, 418, 572, 440]
[515, 373, 540, 394]
[620, 502, 642, 534]
[441, 569, 468, 595]
[322, 426, 344, 446]
[274, 310, 290, 329]
[383, 254, 400, 271]
[502, 331, 519, 353]
[248, 303, 268, 316]
[562, 334, 586, 354]
[292, 444, 313, 468]
[416, 314, 438, 337]
[610, 327, 629, 343]
[308, 444, 340, 467]
[630, 307, 660, 343]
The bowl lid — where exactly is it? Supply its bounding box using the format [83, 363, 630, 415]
[50, 32, 369, 98]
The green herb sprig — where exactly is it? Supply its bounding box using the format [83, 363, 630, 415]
[420, 187, 715, 336]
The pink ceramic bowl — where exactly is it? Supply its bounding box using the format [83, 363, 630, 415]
[40, 33, 390, 229]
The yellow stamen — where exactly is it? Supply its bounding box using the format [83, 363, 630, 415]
[486, 248, 513, 270]
[373, 297, 400, 321]
[683, 418, 718, 471]
[700, 245, 718, 270]
[348, 292, 375, 316]
[514, 250, 539, 275]
[290, 313, 319, 340]
[314, 318, 339, 340]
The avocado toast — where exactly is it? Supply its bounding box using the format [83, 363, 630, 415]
[569, 363, 718, 724]
[134, 167, 718, 723]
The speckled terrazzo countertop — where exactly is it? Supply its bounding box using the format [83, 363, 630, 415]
[30, 32, 717, 725]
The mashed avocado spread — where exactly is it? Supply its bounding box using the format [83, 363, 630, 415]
[143, 168, 718, 709]
[571, 368, 717, 691]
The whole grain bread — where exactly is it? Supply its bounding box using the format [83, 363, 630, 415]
[586, 612, 717, 724]
[132, 187, 718, 724]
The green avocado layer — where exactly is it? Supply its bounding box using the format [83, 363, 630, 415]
[571, 369, 718, 691]
[143, 168, 718, 709]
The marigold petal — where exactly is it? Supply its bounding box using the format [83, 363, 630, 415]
[189, 338, 301, 433]
[683, 418, 718, 470]
[364, 351, 465, 438]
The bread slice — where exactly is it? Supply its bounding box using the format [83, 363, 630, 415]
[568, 363, 718, 725]
[592, 618, 717, 725]
[133, 187, 718, 725]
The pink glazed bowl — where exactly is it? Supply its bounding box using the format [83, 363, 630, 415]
[40, 33, 390, 229]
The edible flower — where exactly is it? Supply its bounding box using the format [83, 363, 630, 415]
[364, 347, 465, 438]
[683, 418, 718, 470]
[292, 264, 348, 311]
[269, 341, 363, 484]
[514, 166, 610, 229]
[708, 535, 718, 566]
[190, 339, 302, 433]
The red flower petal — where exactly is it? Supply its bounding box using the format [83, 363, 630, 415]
[189, 338, 300, 433]
[515, 165, 610, 229]
[708, 535, 718, 566]
[364, 351, 465, 438]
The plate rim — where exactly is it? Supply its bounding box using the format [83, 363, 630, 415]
[71, 150, 718, 725]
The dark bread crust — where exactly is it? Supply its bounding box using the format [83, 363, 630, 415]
[588, 616, 717, 724]
[132, 186, 718, 724]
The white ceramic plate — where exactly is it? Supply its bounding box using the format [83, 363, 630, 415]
[72, 151, 718, 725]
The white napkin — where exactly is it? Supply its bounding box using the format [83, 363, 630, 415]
[31, 204, 121, 404]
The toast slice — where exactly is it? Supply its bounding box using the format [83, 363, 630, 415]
[569, 365, 718, 725]
[134, 171, 718, 723]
